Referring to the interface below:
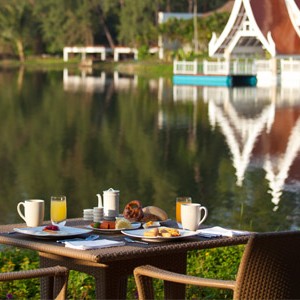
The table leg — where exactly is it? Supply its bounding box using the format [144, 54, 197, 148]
[39, 251, 187, 299]
[103, 252, 187, 299]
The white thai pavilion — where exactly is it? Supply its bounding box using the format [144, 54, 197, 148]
[171, 1, 300, 211]
[209, 0, 300, 59]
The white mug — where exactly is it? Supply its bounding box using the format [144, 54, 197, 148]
[181, 203, 208, 231]
[17, 199, 45, 227]
[96, 188, 119, 218]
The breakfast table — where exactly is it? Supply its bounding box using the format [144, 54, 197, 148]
[0, 219, 251, 299]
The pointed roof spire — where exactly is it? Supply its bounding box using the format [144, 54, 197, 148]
[209, 0, 300, 58]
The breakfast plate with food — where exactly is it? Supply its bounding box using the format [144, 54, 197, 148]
[121, 227, 198, 242]
[13, 225, 92, 239]
[87, 218, 141, 233]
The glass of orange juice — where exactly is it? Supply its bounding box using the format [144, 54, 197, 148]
[176, 197, 192, 224]
[51, 195, 67, 227]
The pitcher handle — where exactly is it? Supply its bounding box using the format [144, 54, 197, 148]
[96, 194, 103, 207]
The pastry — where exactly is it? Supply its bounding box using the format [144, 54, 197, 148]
[140, 213, 160, 222]
[123, 200, 144, 222]
[142, 206, 168, 221]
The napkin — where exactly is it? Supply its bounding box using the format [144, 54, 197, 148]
[197, 226, 250, 237]
[64, 239, 125, 250]
[160, 220, 179, 228]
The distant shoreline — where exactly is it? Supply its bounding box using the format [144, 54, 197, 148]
[0, 57, 173, 78]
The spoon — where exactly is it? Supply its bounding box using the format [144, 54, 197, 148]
[124, 237, 148, 245]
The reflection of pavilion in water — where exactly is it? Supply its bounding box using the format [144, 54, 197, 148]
[63, 69, 138, 92]
[172, 84, 300, 211]
[200, 85, 300, 210]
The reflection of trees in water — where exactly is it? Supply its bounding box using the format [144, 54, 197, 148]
[0, 71, 299, 232]
[17, 66, 24, 91]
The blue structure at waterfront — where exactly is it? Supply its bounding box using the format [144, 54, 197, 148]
[173, 74, 257, 87]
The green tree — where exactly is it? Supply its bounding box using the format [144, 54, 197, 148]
[118, 0, 164, 47]
[0, 0, 32, 61]
[32, 0, 95, 54]
[32, 0, 120, 53]
[89, 0, 121, 48]
[0, 0, 231, 58]
[159, 12, 230, 56]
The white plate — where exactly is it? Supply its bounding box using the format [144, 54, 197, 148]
[121, 227, 198, 242]
[87, 222, 141, 233]
[13, 226, 93, 239]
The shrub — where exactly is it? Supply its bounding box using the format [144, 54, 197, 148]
[0, 247, 40, 299]
[0, 244, 244, 299]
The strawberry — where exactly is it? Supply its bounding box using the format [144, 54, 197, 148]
[43, 225, 60, 231]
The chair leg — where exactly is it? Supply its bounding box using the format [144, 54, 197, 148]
[37, 266, 69, 300]
[135, 273, 155, 300]
[53, 271, 69, 300]
[40, 275, 54, 300]
[134, 253, 187, 300]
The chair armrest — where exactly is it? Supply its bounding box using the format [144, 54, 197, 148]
[0, 265, 69, 300]
[134, 264, 235, 290]
[0, 265, 68, 281]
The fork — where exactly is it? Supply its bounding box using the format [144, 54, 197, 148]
[57, 234, 99, 243]
[124, 237, 148, 245]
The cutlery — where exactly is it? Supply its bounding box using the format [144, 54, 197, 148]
[7, 231, 17, 234]
[124, 237, 148, 245]
[57, 234, 99, 243]
[197, 233, 222, 238]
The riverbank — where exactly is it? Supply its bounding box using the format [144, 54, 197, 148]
[115, 60, 173, 78]
[0, 56, 173, 78]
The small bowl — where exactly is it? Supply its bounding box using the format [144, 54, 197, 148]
[143, 221, 161, 229]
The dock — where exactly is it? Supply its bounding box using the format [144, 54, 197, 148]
[173, 59, 300, 87]
[173, 60, 257, 87]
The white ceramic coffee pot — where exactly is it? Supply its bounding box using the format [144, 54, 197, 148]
[96, 188, 119, 218]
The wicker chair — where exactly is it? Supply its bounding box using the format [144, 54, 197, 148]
[134, 231, 300, 300]
[0, 265, 69, 300]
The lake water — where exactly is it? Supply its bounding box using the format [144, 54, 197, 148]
[0, 67, 300, 232]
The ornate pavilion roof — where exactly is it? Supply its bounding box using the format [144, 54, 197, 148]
[209, 0, 300, 58]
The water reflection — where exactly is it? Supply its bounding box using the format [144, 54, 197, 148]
[1, 68, 300, 232]
[174, 84, 300, 213]
[63, 69, 138, 93]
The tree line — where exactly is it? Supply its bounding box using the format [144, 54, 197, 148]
[0, 0, 229, 62]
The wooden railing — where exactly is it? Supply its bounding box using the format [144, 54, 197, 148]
[173, 60, 256, 75]
[173, 58, 300, 87]
[173, 60, 199, 75]
[203, 60, 229, 75]
[281, 59, 300, 73]
[174, 59, 300, 75]
[281, 59, 300, 86]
